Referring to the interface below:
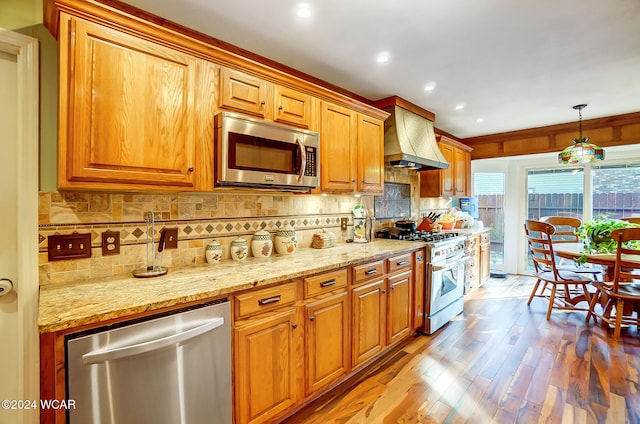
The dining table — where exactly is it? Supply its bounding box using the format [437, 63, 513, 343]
[553, 242, 640, 282]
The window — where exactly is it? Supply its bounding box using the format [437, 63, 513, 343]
[592, 164, 640, 219]
[527, 168, 584, 220]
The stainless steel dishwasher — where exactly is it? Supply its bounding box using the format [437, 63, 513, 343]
[66, 299, 232, 424]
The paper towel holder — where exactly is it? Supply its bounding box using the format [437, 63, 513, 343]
[0, 278, 13, 296]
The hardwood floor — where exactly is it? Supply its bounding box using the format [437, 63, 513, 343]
[282, 275, 640, 424]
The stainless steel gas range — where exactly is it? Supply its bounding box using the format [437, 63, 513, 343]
[376, 228, 468, 334]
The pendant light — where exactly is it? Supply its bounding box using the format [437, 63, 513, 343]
[558, 104, 605, 164]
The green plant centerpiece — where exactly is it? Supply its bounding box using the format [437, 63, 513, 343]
[575, 218, 640, 264]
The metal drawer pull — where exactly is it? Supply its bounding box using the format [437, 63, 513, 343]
[396, 260, 408, 266]
[258, 295, 281, 305]
[82, 317, 224, 364]
[365, 268, 378, 275]
[320, 279, 336, 287]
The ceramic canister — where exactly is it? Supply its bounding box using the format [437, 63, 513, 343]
[251, 229, 273, 258]
[230, 237, 249, 261]
[275, 224, 297, 255]
[205, 239, 222, 264]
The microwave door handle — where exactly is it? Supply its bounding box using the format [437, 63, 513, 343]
[296, 137, 306, 182]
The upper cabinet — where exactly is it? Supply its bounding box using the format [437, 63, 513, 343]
[419, 135, 472, 197]
[319, 102, 384, 194]
[55, 14, 216, 191]
[45, 0, 387, 192]
[219, 67, 315, 129]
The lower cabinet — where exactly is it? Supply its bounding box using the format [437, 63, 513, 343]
[233, 250, 419, 423]
[305, 292, 349, 395]
[386, 270, 412, 345]
[351, 278, 386, 367]
[233, 283, 303, 424]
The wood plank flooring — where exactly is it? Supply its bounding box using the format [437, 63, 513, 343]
[282, 275, 640, 424]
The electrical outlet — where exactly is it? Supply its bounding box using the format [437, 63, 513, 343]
[101, 230, 120, 256]
[48, 233, 92, 261]
[340, 217, 349, 231]
[163, 228, 179, 249]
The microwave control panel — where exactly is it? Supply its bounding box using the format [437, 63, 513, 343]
[305, 146, 317, 177]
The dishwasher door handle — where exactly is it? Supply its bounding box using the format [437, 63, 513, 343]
[82, 317, 225, 364]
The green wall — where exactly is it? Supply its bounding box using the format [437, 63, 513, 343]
[1, 0, 58, 192]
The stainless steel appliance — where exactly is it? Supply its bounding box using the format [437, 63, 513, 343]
[66, 299, 232, 424]
[376, 229, 467, 333]
[215, 111, 320, 190]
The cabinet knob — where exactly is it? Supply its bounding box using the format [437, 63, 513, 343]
[352, 179, 356, 183]
[382, 290, 387, 294]
[291, 323, 298, 329]
[260, 100, 266, 105]
[309, 316, 315, 321]
[278, 105, 283, 110]
[188, 167, 194, 172]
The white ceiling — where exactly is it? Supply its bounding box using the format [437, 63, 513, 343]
[120, 0, 640, 138]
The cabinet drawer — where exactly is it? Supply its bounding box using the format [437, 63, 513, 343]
[352, 260, 385, 285]
[304, 269, 347, 298]
[387, 253, 412, 273]
[234, 282, 297, 319]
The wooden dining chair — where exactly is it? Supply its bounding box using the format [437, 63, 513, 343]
[586, 227, 640, 340]
[539, 216, 603, 280]
[524, 220, 595, 320]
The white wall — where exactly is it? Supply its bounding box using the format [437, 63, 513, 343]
[471, 144, 640, 275]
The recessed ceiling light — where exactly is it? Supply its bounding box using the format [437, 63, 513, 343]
[476, 118, 484, 123]
[424, 82, 437, 92]
[297, 4, 311, 18]
[455, 103, 466, 110]
[376, 52, 390, 63]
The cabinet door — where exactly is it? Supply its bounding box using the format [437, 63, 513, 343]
[453, 147, 469, 196]
[234, 308, 302, 424]
[413, 250, 425, 330]
[274, 85, 312, 129]
[219, 67, 270, 118]
[440, 143, 455, 196]
[305, 292, 349, 395]
[356, 115, 384, 194]
[480, 239, 491, 285]
[387, 270, 412, 345]
[59, 16, 214, 190]
[320, 102, 356, 192]
[351, 279, 385, 367]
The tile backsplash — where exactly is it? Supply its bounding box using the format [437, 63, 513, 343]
[38, 167, 420, 286]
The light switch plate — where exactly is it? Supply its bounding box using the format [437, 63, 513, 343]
[48, 233, 92, 261]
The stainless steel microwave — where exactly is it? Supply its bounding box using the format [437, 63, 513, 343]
[215, 112, 320, 191]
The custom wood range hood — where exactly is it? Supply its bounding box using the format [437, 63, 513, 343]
[374, 96, 449, 170]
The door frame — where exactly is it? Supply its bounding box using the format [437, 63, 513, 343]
[0, 28, 40, 423]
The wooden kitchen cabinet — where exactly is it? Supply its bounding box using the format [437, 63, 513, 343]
[386, 270, 412, 345]
[304, 292, 349, 395]
[356, 114, 385, 194]
[219, 67, 314, 129]
[234, 308, 303, 424]
[480, 230, 491, 284]
[319, 101, 357, 192]
[351, 278, 386, 367]
[56, 14, 215, 191]
[413, 249, 426, 329]
[419, 135, 472, 197]
[303, 269, 349, 396]
[319, 101, 384, 194]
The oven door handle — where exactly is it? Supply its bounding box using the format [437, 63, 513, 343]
[432, 255, 469, 272]
[296, 136, 306, 182]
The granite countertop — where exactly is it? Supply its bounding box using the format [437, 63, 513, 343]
[39, 239, 425, 333]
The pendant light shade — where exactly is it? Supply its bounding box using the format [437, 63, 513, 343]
[558, 104, 605, 164]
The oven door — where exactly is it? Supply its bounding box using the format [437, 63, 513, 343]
[427, 254, 466, 316]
